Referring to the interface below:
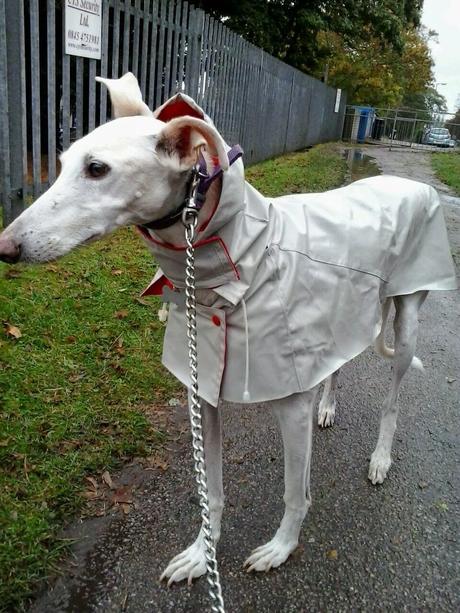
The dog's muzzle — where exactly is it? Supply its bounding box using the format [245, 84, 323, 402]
[0, 235, 21, 263]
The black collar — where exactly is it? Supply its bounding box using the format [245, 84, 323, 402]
[139, 145, 243, 232]
[141, 170, 205, 230]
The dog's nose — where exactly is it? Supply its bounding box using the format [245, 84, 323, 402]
[0, 235, 21, 263]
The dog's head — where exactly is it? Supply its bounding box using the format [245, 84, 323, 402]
[0, 73, 228, 263]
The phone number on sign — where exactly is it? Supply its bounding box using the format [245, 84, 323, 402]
[67, 30, 100, 45]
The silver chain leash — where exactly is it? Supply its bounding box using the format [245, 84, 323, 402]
[182, 198, 226, 613]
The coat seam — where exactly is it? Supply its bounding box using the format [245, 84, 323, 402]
[273, 244, 389, 283]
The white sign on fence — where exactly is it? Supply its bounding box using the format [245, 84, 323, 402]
[65, 0, 102, 60]
[334, 89, 342, 113]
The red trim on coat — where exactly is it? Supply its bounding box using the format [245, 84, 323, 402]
[141, 274, 174, 297]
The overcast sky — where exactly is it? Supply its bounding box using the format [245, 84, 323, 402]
[422, 0, 460, 113]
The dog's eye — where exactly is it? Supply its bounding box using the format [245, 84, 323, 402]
[87, 161, 110, 178]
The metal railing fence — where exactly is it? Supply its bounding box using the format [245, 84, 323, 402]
[0, 0, 346, 225]
[343, 105, 459, 151]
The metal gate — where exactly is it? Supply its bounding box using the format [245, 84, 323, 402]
[0, 0, 347, 226]
[343, 105, 459, 151]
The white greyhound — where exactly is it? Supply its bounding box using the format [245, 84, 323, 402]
[0, 73, 456, 586]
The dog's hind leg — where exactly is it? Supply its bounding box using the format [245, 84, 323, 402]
[369, 290, 428, 484]
[244, 388, 318, 572]
[160, 398, 224, 585]
[318, 369, 339, 427]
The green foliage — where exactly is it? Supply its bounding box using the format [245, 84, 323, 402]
[246, 143, 347, 196]
[402, 89, 448, 118]
[194, 1, 435, 109]
[431, 152, 460, 196]
[318, 27, 435, 108]
[194, 0, 423, 76]
[0, 229, 177, 610]
[445, 107, 460, 141]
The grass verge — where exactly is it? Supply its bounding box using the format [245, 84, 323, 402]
[246, 142, 347, 195]
[0, 142, 346, 611]
[431, 152, 460, 196]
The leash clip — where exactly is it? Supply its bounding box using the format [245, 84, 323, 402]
[181, 203, 199, 228]
[182, 165, 204, 228]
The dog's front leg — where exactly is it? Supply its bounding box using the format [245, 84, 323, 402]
[244, 388, 318, 572]
[161, 397, 223, 586]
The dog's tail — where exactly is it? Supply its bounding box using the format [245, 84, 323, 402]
[374, 298, 424, 372]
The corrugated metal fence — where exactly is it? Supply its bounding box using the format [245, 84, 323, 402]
[0, 0, 346, 225]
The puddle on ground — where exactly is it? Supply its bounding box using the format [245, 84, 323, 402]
[442, 193, 460, 208]
[344, 148, 380, 183]
[342, 149, 460, 207]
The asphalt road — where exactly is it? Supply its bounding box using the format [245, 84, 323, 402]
[31, 146, 459, 613]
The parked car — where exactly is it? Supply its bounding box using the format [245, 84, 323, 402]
[422, 128, 455, 148]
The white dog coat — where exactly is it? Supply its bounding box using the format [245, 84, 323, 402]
[140, 159, 457, 407]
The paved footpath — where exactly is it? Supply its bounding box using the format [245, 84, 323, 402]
[31, 146, 459, 613]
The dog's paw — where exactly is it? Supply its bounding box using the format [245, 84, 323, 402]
[160, 538, 207, 586]
[243, 536, 298, 572]
[318, 402, 335, 428]
[368, 450, 392, 485]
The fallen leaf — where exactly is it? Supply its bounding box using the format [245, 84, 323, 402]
[85, 476, 98, 490]
[60, 439, 81, 451]
[120, 503, 131, 514]
[111, 269, 123, 276]
[111, 486, 132, 505]
[146, 455, 169, 471]
[66, 335, 77, 344]
[110, 362, 126, 374]
[114, 309, 129, 319]
[68, 372, 85, 383]
[82, 490, 101, 500]
[291, 544, 305, 560]
[4, 269, 22, 279]
[102, 470, 114, 489]
[435, 500, 449, 512]
[4, 323, 22, 339]
[326, 549, 338, 560]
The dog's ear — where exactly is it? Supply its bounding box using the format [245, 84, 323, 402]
[156, 116, 228, 172]
[154, 93, 212, 124]
[96, 72, 151, 118]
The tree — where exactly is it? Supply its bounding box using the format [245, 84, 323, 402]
[445, 105, 460, 141]
[193, 1, 424, 76]
[401, 89, 448, 118]
[314, 26, 435, 108]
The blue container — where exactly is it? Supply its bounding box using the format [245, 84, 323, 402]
[357, 107, 373, 143]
